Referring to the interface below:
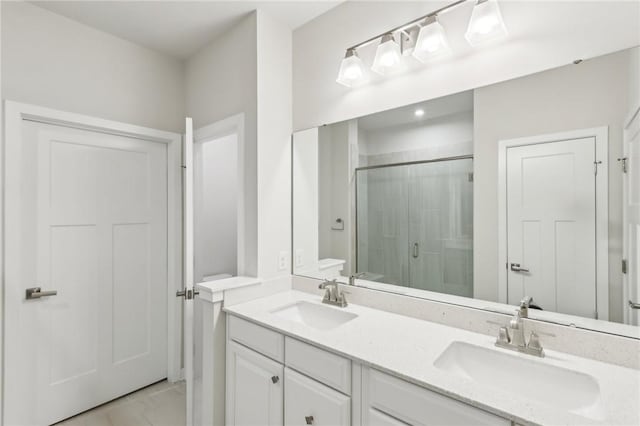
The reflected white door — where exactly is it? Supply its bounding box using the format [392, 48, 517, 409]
[506, 138, 597, 318]
[624, 109, 640, 325]
[5, 119, 168, 425]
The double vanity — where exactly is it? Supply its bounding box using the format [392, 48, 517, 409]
[222, 283, 640, 426]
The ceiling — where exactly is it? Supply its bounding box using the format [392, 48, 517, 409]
[31, 0, 343, 59]
[358, 90, 473, 132]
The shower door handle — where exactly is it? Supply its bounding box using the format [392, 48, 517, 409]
[412, 243, 419, 258]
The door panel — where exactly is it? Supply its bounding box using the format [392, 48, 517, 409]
[5, 119, 168, 425]
[506, 138, 596, 318]
[227, 341, 284, 426]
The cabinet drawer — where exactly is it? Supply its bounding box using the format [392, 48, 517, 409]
[285, 367, 350, 426]
[366, 369, 510, 426]
[228, 315, 284, 362]
[286, 337, 351, 395]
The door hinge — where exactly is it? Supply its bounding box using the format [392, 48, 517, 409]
[176, 288, 199, 300]
[622, 259, 628, 274]
[594, 160, 602, 175]
[617, 157, 628, 173]
[468, 172, 474, 182]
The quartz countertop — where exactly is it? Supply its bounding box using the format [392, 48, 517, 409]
[224, 290, 640, 426]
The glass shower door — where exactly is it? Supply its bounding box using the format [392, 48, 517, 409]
[407, 158, 474, 296]
[356, 165, 409, 286]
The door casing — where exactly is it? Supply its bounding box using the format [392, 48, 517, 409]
[1, 101, 183, 426]
[497, 127, 609, 320]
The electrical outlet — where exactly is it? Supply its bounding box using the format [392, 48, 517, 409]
[278, 251, 289, 271]
[295, 249, 304, 267]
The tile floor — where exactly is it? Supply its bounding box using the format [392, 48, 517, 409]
[55, 380, 186, 426]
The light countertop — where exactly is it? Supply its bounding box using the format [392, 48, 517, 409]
[224, 290, 640, 426]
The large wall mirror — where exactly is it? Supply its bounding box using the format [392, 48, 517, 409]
[292, 46, 640, 338]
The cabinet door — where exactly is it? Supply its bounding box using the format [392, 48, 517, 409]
[285, 368, 350, 426]
[227, 341, 284, 426]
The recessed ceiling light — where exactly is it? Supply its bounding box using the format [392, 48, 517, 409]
[415, 109, 425, 117]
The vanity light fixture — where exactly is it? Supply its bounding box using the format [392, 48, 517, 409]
[371, 33, 402, 75]
[465, 0, 508, 46]
[336, 48, 366, 87]
[412, 15, 450, 62]
[335, 0, 509, 88]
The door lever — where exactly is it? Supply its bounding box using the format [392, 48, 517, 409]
[629, 300, 640, 310]
[510, 263, 530, 273]
[26, 287, 58, 300]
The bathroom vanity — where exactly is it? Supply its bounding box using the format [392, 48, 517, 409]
[223, 290, 639, 426]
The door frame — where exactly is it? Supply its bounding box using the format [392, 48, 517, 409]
[497, 126, 609, 319]
[622, 103, 640, 325]
[1, 101, 183, 424]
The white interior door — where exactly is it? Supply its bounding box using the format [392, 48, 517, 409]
[182, 117, 196, 426]
[506, 137, 597, 318]
[624, 109, 640, 325]
[5, 119, 168, 425]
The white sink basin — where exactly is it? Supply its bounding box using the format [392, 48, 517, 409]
[434, 341, 603, 420]
[271, 301, 357, 330]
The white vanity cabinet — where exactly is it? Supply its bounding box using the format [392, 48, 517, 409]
[362, 369, 511, 426]
[226, 340, 284, 426]
[226, 314, 511, 426]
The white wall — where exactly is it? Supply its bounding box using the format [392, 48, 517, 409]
[186, 12, 259, 276]
[293, 1, 640, 131]
[473, 48, 636, 323]
[256, 10, 293, 279]
[292, 128, 319, 275]
[360, 111, 473, 165]
[1, 1, 184, 132]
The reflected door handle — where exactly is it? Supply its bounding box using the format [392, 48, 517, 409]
[412, 243, 419, 258]
[629, 300, 640, 310]
[510, 263, 530, 273]
[26, 287, 57, 300]
[305, 416, 314, 425]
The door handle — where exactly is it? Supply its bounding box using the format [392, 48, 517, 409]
[26, 287, 57, 300]
[510, 263, 530, 273]
[271, 375, 279, 384]
[629, 300, 640, 310]
[305, 416, 314, 425]
[412, 243, 419, 258]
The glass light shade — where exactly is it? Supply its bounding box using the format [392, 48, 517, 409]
[371, 34, 402, 75]
[336, 50, 365, 87]
[412, 18, 450, 62]
[465, 0, 508, 46]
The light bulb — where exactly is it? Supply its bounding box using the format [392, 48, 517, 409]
[371, 34, 402, 75]
[415, 109, 425, 117]
[465, 0, 508, 46]
[336, 49, 365, 87]
[413, 16, 450, 63]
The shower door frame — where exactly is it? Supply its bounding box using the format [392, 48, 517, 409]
[354, 154, 474, 284]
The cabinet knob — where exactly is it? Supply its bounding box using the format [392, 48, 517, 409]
[271, 375, 279, 384]
[305, 415, 314, 425]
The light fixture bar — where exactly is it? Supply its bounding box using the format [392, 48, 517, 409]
[346, 0, 468, 51]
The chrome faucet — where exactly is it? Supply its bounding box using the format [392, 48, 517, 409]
[494, 296, 544, 357]
[348, 272, 366, 286]
[318, 279, 348, 307]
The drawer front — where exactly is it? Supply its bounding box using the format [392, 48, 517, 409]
[367, 369, 510, 426]
[228, 315, 284, 362]
[286, 337, 351, 395]
[284, 367, 350, 426]
[367, 409, 409, 426]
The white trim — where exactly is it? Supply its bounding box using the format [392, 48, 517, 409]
[622, 103, 640, 325]
[1, 102, 183, 425]
[497, 126, 609, 320]
[194, 113, 246, 276]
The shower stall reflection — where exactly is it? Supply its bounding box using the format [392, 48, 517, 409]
[356, 157, 474, 297]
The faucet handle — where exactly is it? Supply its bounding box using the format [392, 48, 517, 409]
[497, 326, 510, 344]
[526, 331, 545, 356]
